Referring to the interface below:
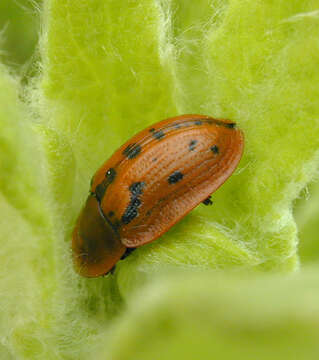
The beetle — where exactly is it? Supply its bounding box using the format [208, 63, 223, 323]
[72, 114, 244, 277]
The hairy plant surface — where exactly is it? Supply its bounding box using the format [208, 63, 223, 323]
[1, 1, 319, 358]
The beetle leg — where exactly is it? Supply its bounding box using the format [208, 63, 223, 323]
[120, 247, 136, 260]
[202, 196, 213, 206]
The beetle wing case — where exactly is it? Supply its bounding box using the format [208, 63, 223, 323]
[119, 117, 244, 247]
[92, 115, 244, 248]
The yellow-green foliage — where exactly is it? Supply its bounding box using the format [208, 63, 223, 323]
[295, 179, 319, 262]
[106, 270, 319, 360]
[1, 0, 319, 358]
[0, 0, 40, 68]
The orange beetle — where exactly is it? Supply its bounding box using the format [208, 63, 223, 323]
[72, 114, 244, 277]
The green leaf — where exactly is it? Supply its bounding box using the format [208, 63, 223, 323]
[0, 0, 40, 68]
[38, 0, 319, 298]
[0, 63, 53, 359]
[0, 64, 46, 227]
[1, 0, 319, 358]
[295, 178, 319, 263]
[106, 269, 319, 360]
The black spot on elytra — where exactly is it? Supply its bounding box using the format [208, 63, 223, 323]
[120, 247, 136, 260]
[211, 145, 219, 154]
[152, 157, 157, 162]
[122, 205, 139, 224]
[202, 196, 213, 206]
[108, 211, 114, 217]
[152, 130, 165, 140]
[122, 143, 142, 159]
[168, 171, 184, 184]
[195, 120, 202, 126]
[122, 181, 146, 224]
[226, 122, 236, 129]
[131, 197, 141, 208]
[189, 140, 198, 151]
[129, 182, 145, 197]
[208, 119, 236, 129]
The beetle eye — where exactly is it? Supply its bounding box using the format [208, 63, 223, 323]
[105, 168, 117, 183]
